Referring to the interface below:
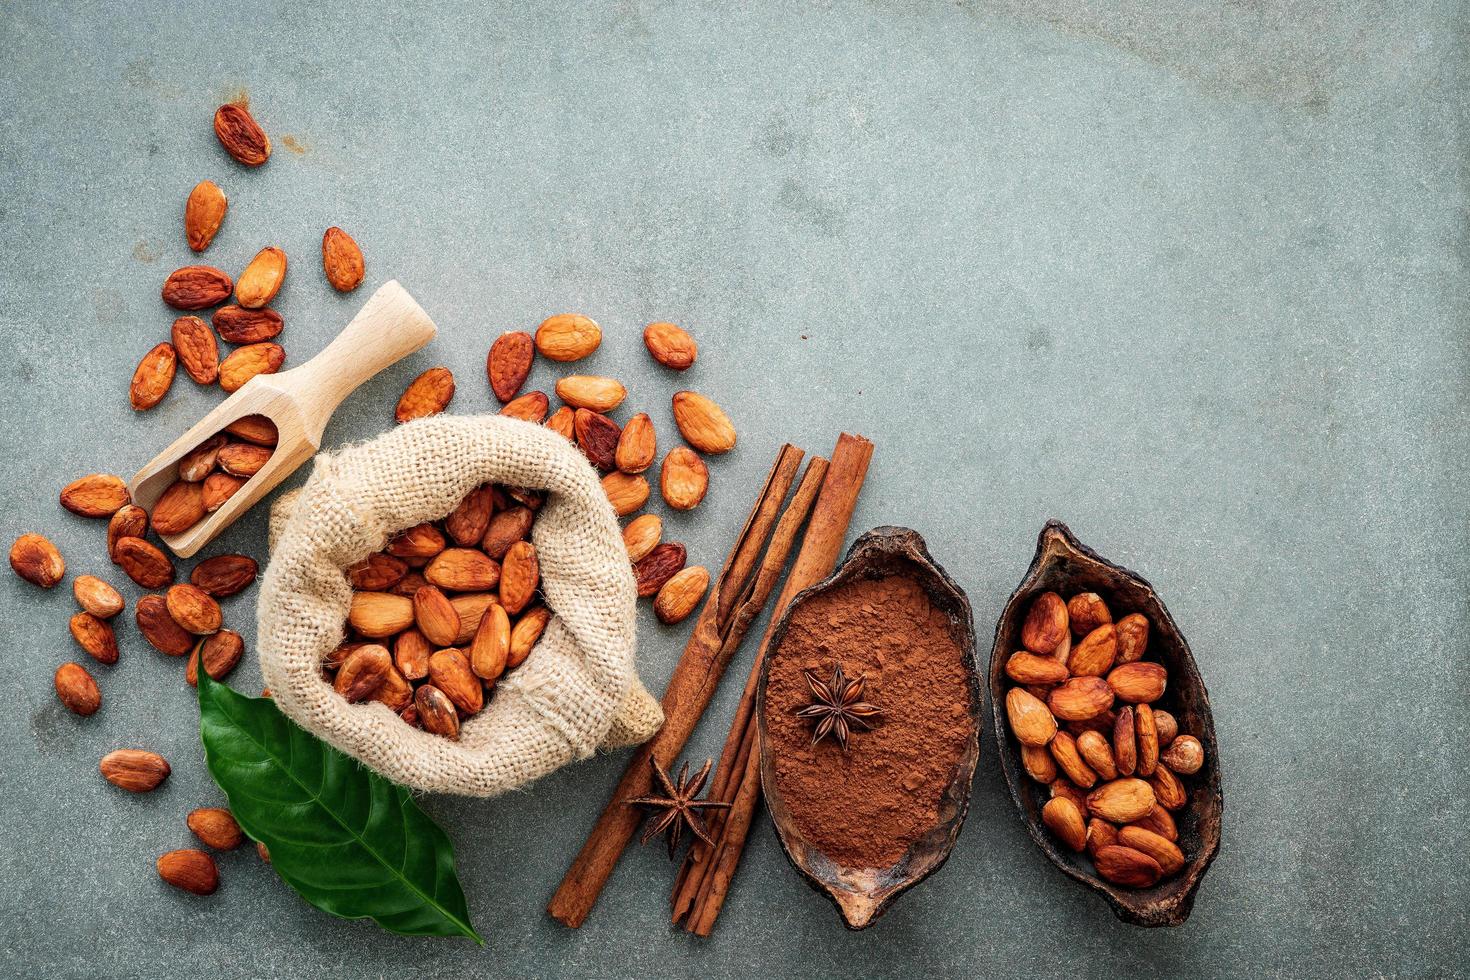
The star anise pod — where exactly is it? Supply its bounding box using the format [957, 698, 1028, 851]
[626, 756, 731, 859]
[795, 662, 880, 750]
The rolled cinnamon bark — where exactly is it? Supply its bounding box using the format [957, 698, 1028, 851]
[673, 432, 874, 935]
[547, 443, 805, 929]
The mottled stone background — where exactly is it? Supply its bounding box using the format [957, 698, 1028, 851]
[1, 2, 1465, 977]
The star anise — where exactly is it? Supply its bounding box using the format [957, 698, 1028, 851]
[626, 756, 731, 859]
[795, 662, 880, 750]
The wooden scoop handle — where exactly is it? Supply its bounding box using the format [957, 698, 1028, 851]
[279, 280, 438, 442]
[127, 280, 437, 559]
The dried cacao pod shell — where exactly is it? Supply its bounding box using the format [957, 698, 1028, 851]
[987, 521, 1220, 927]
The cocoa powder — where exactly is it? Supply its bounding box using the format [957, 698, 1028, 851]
[766, 573, 974, 867]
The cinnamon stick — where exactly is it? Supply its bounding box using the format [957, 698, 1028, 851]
[715, 452, 804, 635]
[547, 444, 804, 929]
[673, 432, 873, 933]
[687, 754, 761, 935]
[673, 454, 829, 906]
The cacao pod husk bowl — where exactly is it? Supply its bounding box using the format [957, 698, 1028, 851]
[758, 526, 980, 929]
[989, 520, 1222, 926]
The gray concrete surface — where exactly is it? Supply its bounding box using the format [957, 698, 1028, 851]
[2, 1, 1466, 977]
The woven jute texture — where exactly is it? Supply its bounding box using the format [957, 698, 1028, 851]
[259, 414, 663, 796]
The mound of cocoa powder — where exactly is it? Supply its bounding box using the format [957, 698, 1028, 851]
[765, 572, 974, 867]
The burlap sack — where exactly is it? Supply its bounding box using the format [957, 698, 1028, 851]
[258, 414, 664, 796]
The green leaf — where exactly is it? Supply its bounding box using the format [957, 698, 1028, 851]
[196, 669, 482, 943]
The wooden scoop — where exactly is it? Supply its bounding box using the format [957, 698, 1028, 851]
[129, 280, 437, 558]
